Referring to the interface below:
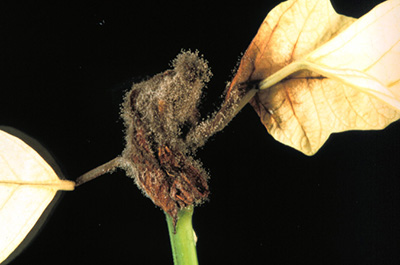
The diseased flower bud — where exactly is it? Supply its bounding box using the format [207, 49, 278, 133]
[76, 50, 254, 226]
[119, 50, 212, 223]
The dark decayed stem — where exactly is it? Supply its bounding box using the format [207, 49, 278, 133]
[75, 156, 123, 186]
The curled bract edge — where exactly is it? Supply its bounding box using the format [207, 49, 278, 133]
[227, 0, 400, 155]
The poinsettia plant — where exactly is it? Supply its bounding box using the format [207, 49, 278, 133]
[1, 0, 399, 264]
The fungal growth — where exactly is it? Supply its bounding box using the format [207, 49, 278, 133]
[75, 50, 254, 224]
[119, 50, 212, 221]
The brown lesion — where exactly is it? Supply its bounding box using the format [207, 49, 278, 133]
[128, 134, 210, 223]
[123, 113, 209, 224]
[158, 145, 209, 206]
[76, 51, 225, 227]
[118, 52, 211, 225]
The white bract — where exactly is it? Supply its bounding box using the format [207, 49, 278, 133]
[0, 129, 74, 264]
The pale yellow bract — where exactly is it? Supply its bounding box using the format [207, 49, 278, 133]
[248, 0, 400, 155]
[0, 130, 74, 264]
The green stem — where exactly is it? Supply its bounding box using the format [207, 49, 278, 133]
[166, 206, 199, 265]
[259, 61, 305, 90]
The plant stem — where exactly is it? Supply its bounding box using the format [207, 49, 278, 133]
[259, 61, 305, 90]
[75, 157, 123, 186]
[166, 206, 199, 265]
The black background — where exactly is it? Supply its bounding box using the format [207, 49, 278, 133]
[1, 0, 399, 264]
